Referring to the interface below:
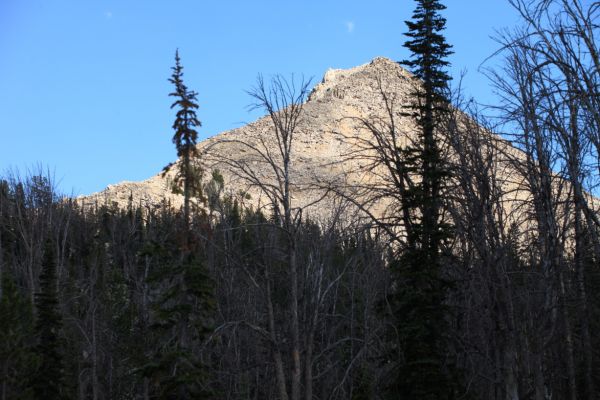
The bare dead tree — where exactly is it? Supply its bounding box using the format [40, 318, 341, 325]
[208, 74, 310, 400]
[442, 93, 520, 399]
[489, 2, 600, 398]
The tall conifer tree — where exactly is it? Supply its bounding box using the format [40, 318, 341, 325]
[0, 271, 35, 399]
[386, 1, 459, 398]
[143, 50, 214, 399]
[166, 49, 202, 228]
[32, 240, 67, 400]
[403, 0, 452, 256]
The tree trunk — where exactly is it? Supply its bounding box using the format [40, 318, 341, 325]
[183, 149, 190, 231]
[559, 272, 578, 400]
[304, 335, 314, 400]
[267, 280, 289, 400]
[289, 246, 301, 400]
[574, 204, 596, 400]
[504, 345, 519, 400]
[91, 306, 99, 400]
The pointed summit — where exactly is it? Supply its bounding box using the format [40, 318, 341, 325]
[308, 57, 413, 103]
[81, 57, 526, 224]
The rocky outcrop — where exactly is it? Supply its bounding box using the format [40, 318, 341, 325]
[79, 57, 530, 225]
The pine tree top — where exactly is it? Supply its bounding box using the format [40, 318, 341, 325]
[402, 0, 453, 99]
[169, 49, 201, 158]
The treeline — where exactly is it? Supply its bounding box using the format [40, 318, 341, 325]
[2, 0, 600, 399]
[0, 173, 389, 399]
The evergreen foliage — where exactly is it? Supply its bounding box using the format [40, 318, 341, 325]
[143, 238, 215, 399]
[385, 0, 460, 398]
[32, 240, 67, 400]
[400, 0, 453, 254]
[147, 62, 217, 399]
[0, 271, 35, 400]
[145, 55, 215, 397]
[403, 0, 453, 105]
[164, 49, 204, 225]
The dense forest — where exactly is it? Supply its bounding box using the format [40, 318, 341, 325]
[2, 0, 600, 399]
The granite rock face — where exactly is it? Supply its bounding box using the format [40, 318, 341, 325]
[80, 57, 530, 224]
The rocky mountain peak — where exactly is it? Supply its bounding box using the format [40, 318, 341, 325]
[80, 57, 524, 224]
[308, 57, 412, 103]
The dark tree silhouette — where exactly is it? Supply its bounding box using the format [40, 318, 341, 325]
[385, 0, 459, 398]
[0, 271, 34, 400]
[165, 49, 203, 229]
[32, 240, 67, 400]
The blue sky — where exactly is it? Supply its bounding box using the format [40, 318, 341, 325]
[0, 1, 520, 195]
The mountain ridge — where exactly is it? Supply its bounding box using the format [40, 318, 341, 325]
[78, 57, 529, 225]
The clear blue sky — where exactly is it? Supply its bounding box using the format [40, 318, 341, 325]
[0, 0, 520, 195]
